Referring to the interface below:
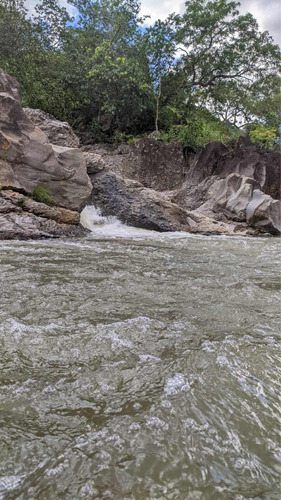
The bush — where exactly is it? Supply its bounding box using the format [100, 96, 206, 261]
[249, 124, 277, 149]
[32, 186, 55, 205]
[159, 109, 240, 148]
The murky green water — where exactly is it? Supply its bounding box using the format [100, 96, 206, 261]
[0, 214, 281, 499]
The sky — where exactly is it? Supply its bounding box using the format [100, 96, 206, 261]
[25, 0, 281, 45]
[139, 0, 281, 45]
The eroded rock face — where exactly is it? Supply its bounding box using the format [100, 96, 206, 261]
[188, 137, 280, 200]
[90, 171, 192, 232]
[83, 139, 188, 191]
[24, 108, 80, 148]
[0, 69, 92, 212]
[212, 174, 281, 234]
[87, 138, 280, 236]
[246, 190, 281, 235]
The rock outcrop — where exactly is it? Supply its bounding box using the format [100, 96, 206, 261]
[0, 70, 92, 239]
[24, 108, 80, 148]
[187, 137, 280, 200]
[87, 138, 280, 236]
[89, 170, 251, 235]
[82, 139, 188, 191]
[1, 70, 279, 239]
[0, 190, 88, 239]
[90, 171, 193, 232]
[0, 69, 92, 211]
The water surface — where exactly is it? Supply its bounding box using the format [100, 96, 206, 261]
[0, 208, 280, 499]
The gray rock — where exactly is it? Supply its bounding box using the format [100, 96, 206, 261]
[0, 69, 92, 212]
[84, 153, 105, 174]
[24, 108, 80, 148]
[0, 211, 88, 240]
[89, 171, 192, 232]
[214, 174, 259, 216]
[210, 173, 280, 234]
[84, 139, 188, 191]
[246, 190, 281, 235]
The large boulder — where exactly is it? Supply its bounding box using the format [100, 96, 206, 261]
[24, 108, 80, 148]
[0, 69, 92, 212]
[89, 171, 192, 232]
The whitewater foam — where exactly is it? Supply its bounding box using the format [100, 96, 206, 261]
[80, 205, 195, 239]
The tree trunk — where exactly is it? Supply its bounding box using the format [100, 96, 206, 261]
[155, 76, 162, 133]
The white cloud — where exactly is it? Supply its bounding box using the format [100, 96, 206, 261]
[140, 0, 185, 21]
[240, 0, 281, 44]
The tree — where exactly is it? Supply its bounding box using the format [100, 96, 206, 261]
[0, 0, 279, 143]
[0, 0, 33, 75]
[34, 0, 72, 49]
[64, 0, 154, 137]
[86, 42, 152, 136]
[173, 0, 281, 116]
[143, 18, 177, 132]
[68, 0, 143, 53]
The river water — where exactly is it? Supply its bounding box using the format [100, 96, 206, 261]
[0, 207, 280, 500]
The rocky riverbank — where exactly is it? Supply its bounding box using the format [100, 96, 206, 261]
[84, 138, 280, 236]
[0, 70, 91, 239]
[0, 70, 280, 239]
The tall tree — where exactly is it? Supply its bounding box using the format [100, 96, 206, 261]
[144, 17, 177, 132]
[65, 0, 154, 136]
[172, 0, 281, 122]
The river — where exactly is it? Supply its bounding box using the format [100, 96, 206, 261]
[0, 207, 280, 499]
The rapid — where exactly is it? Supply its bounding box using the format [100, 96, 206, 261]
[0, 207, 280, 499]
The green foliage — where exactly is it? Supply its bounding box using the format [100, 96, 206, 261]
[174, 0, 281, 92]
[0, 0, 280, 144]
[32, 186, 55, 205]
[249, 124, 277, 150]
[113, 131, 135, 143]
[160, 109, 240, 147]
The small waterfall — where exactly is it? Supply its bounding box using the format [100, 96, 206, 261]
[80, 205, 156, 238]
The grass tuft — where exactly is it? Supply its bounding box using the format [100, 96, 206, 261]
[32, 186, 55, 205]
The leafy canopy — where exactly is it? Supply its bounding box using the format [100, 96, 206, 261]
[0, 0, 280, 146]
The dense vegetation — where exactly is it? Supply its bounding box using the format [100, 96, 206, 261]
[0, 0, 280, 147]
